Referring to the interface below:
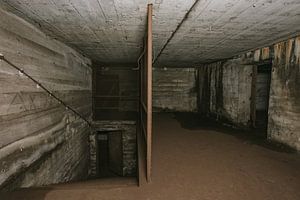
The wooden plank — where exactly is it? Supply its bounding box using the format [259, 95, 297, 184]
[250, 65, 257, 127]
[146, 3, 153, 183]
[137, 122, 147, 186]
[137, 3, 152, 186]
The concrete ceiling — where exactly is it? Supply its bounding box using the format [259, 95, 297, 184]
[1, 0, 300, 66]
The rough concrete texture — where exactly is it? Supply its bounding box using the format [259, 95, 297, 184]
[0, 8, 92, 191]
[197, 60, 253, 127]
[2, 114, 300, 200]
[90, 121, 137, 177]
[153, 67, 197, 112]
[0, 1, 299, 65]
[155, 0, 300, 66]
[197, 35, 300, 150]
[268, 37, 300, 150]
[93, 66, 138, 118]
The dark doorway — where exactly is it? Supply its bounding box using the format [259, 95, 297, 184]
[97, 131, 123, 177]
[255, 64, 272, 133]
[108, 131, 123, 176]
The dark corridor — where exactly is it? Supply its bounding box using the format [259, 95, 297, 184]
[255, 64, 272, 133]
[97, 131, 123, 178]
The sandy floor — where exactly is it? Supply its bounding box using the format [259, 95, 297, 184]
[2, 113, 300, 200]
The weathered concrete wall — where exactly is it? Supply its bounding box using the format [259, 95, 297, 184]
[198, 35, 300, 150]
[268, 37, 300, 150]
[93, 66, 138, 120]
[228, 37, 300, 150]
[0, 8, 92, 190]
[153, 67, 197, 112]
[89, 121, 136, 177]
[197, 60, 254, 127]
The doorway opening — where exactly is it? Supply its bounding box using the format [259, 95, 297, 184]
[97, 131, 123, 178]
[254, 63, 272, 134]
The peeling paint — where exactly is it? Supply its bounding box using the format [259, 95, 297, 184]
[254, 49, 261, 62]
[197, 35, 300, 151]
[274, 42, 284, 65]
[286, 39, 293, 66]
[262, 47, 270, 60]
[295, 37, 300, 65]
[268, 36, 300, 151]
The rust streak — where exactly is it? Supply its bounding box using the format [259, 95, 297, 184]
[262, 47, 270, 60]
[295, 37, 300, 65]
[286, 39, 293, 66]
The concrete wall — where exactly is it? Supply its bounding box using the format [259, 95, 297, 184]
[89, 121, 136, 177]
[268, 37, 300, 150]
[197, 60, 254, 127]
[197, 35, 300, 150]
[0, 8, 92, 190]
[153, 67, 197, 112]
[93, 66, 138, 120]
[93, 66, 197, 114]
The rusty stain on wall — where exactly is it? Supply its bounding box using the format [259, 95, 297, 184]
[268, 36, 300, 150]
[295, 37, 300, 65]
[262, 47, 270, 60]
[197, 35, 300, 150]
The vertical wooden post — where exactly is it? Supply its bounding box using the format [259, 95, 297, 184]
[146, 3, 153, 183]
[250, 65, 257, 128]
